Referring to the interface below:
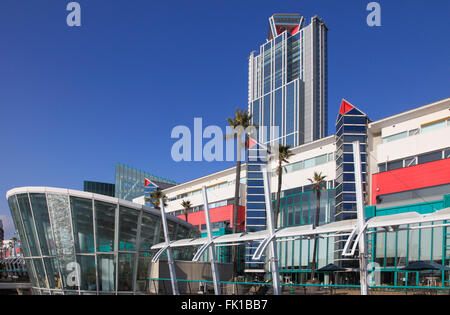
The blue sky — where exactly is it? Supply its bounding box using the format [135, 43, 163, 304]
[0, 0, 449, 238]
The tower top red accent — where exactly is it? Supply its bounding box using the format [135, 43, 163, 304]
[339, 99, 355, 115]
[268, 13, 304, 40]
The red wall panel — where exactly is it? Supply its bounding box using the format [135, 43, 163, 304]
[177, 204, 246, 230]
[371, 158, 450, 205]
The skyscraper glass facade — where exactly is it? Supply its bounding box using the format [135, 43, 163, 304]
[248, 14, 328, 147]
[83, 181, 115, 197]
[245, 13, 328, 275]
[115, 164, 177, 201]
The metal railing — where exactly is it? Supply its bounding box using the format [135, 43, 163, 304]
[147, 277, 450, 295]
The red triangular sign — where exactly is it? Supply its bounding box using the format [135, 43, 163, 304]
[144, 178, 151, 186]
[339, 99, 354, 115]
[247, 137, 257, 149]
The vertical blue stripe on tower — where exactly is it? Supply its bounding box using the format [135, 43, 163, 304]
[245, 143, 268, 271]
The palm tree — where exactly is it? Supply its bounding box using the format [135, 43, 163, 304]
[308, 171, 327, 281]
[181, 200, 191, 222]
[273, 145, 293, 228]
[145, 189, 168, 210]
[227, 108, 253, 278]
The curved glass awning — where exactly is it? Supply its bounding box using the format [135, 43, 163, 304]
[152, 207, 450, 250]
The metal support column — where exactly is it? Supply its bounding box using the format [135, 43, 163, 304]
[352, 141, 369, 295]
[201, 186, 222, 295]
[160, 198, 179, 295]
[261, 165, 281, 295]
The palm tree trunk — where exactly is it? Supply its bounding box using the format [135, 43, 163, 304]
[274, 161, 283, 229]
[311, 190, 321, 281]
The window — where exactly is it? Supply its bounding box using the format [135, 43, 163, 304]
[376, 183, 450, 208]
[247, 195, 265, 202]
[70, 196, 94, 253]
[343, 173, 356, 182]
[421, 118, 447, 134]
[95, 201, 116, 252]
[248, 187, 265, 195]
[209, 200, 227, 208]
[387, 160, 403, 171]
[292, 161, 304, 171]
[118, 253, 135, 291]
[304, 157, 315, 169]
[315, 154, 328, 165]
[118, 206, 139, 251]
[247, 165, 261, 172]
[247, 180, 263, 187]
[97, 255, 116, 292]
[405, 157, 417, 167]
[77, 255, 97, 291]
[382, 131, 408, 143]
[246, 211, 266, 218]
[247, 202, 265, 210]
[16, 194, 40, 257]
[343, 163, 355, 172]
[248, 172, 263, 179]
[418, 150, 442, 165]
[344, 135, 366, 143]
[247, 218, 266, 226]
[328, 152, 334, 161]
[30, 194, 56, 256]
[136, 252, 152, 292]
[343, 125, 367, 133]
[408, 128, 419, 136]
[343, 116, 367, 125]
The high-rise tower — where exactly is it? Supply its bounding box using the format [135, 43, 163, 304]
[245, 13, 328, 275]
[248, 13, 328, 147]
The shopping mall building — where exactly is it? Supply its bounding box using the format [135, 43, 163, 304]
[5, 13, 450, 294]
[134, 97, 450, 287]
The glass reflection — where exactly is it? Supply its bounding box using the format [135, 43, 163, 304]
[33, 258, 47, 288]
[97, 254, 116, 292]
[43, 257, 59, 289]
[8, 196, 31, 257]
[70, 197, 95, 253]
[95, 201, 116, 252]
[136, 252, 151, 293]
[139, 212, 159, 251]
[30, 194, 55, 256]
[24, 258, 37, 287]
[17, 194, 40, 257]
[77, 255, 97, 291]
[119, 206, 138, 251]
[118, 253, 135, 291]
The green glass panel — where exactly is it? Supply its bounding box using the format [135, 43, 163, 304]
[71, 197, 95, 253]
[95, 201, 116, 252]
[118, 206, 139, 251]
[118, 253, 135, 291]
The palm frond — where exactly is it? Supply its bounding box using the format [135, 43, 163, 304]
[308, 171, 327, 192]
